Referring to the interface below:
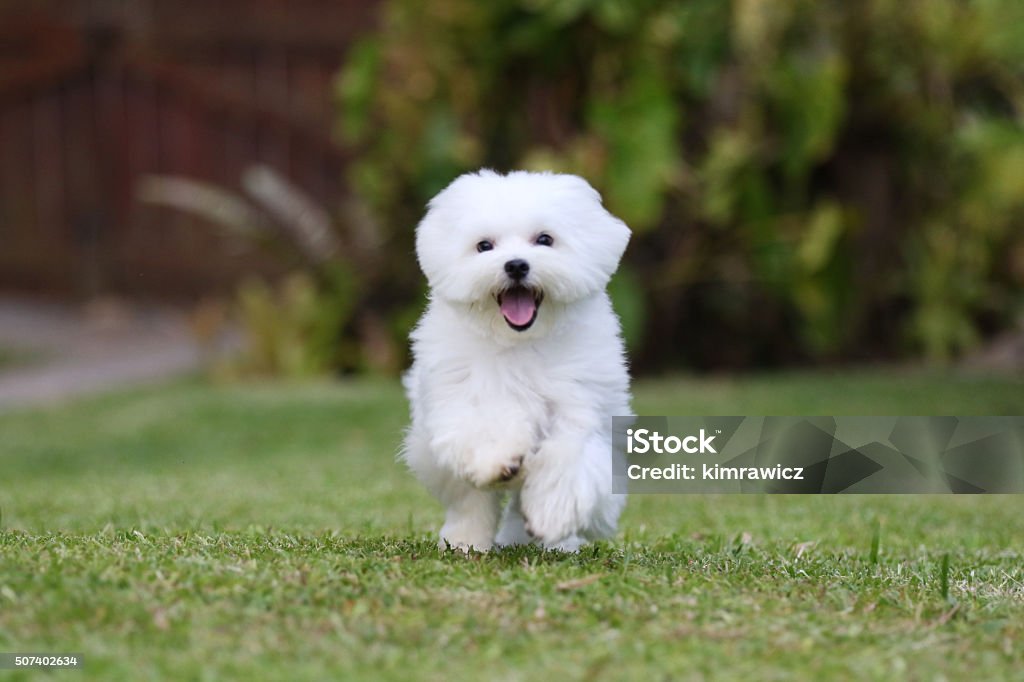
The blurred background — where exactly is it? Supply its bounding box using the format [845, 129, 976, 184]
[1, 0, 1022, 405]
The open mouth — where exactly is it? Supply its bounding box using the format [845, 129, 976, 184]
[497, 285, 542, 331]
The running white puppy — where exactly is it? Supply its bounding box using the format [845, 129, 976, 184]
[402, 169, 632, 552]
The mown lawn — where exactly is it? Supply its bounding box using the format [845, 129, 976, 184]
[1, 371, 1022, 680]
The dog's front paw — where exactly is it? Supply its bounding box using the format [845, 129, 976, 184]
[522, 508, 578, 547]
[439, 517, 495, 553]
[431, 422, 534, 489]
[498, 455, 524, 482]
[438, 536, 492, 553]
[460, 444, 527, 489]
[520, 480, 585, 547]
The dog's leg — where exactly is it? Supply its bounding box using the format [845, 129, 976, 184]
[546, 534, 585, 553]
[427, 412, 533, 490]
[404, 425, 502, 552]
[438, 483, 501, 552]
[521, 420, 622, 548]
[575, 430, 626, 540]
[496, 493, 588, 551]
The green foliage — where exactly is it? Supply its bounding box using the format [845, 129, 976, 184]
[607, 265, 647, 350]
[338, 0, 1024, 368]
[220, 267, 358, 379]
[588, 55, 680, 229]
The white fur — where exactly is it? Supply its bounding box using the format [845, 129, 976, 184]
[402, 169, 632, 552]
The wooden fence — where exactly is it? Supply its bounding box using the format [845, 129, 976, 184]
[0, 2, 376, 298]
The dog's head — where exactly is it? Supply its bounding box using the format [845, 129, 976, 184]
[415, 170, 631, 335]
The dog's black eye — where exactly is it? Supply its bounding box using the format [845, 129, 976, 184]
[476, 240, 494, 253]
[535, 233, 554, 247]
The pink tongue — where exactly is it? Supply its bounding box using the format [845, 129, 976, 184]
[500, 289, 537, 326]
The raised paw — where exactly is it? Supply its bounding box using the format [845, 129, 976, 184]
[497, 455, 524, 483]
[464, 451, 524, 488]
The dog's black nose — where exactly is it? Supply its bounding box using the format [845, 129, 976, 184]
[504, 259, 530, 280]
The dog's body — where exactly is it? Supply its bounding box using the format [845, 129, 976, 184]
[403, 170, 631, 552]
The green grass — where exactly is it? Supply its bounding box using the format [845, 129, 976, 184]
[1, 371, 1022, 680]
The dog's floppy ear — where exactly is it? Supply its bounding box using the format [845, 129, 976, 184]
[414, 202, 449, 289]
[414, 171, 482, 287]
[594, 208, 632, 278]
[556, 173, 632, 275]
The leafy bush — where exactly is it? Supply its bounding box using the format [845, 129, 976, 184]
[139, 168, 404, 378]
[217, 269, 355, 379]
[337, 0, 1024, 369]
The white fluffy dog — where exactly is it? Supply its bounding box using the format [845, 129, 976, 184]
[402, 169, 632, 552]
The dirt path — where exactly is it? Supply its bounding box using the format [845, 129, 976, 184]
[0, 297, 208, 411]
